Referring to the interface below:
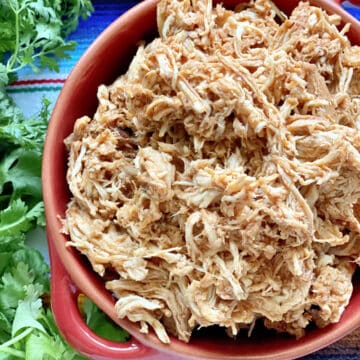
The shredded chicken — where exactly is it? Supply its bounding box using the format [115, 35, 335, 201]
[63, 0, 360, 344]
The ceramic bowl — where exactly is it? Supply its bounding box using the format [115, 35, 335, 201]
[42, 0, 360, 359]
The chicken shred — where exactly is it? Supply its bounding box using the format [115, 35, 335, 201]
[64, 0, 360, 344]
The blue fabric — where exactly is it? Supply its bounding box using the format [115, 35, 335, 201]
[343, 1, 360, 18]
[63, 1, 140, 72]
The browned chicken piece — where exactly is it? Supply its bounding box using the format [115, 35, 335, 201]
[63, 0, 360, 344]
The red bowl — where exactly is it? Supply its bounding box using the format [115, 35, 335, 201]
[42, 0, 360, 359]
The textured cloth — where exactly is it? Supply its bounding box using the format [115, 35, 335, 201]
[9, 0, 360, 359]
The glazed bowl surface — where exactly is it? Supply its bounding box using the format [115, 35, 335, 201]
[42, 0, 360, 359]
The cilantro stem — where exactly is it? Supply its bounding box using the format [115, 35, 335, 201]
[39, 312, 56, 337]
[10, 46, 64, 74]
[0, 327, 33, 358]
[0, 327, 33, 349]
[10, 53, 42, 74]
[6, 0, 20, 74]
[0, 346, 25, 358]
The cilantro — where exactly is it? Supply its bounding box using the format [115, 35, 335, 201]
[83, 297, 131, 342]
[0, 243, 88, 360]
[0, 89, 25, 140]
[0, 0, 95, 358]
[0, 1, 130, 358]
[0, 243, 127, 360]
[60, 0, 94, 37]
[25, 331, 86, 360]
[0, 92, 49, 153]
[12, 284, 46, 337]
[0, 200, 44, 236]
[0, 0, 94, 83]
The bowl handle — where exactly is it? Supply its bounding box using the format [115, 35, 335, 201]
[49, 241, 155, 360]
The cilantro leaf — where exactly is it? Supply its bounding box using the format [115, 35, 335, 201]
[12, 284, 45, 337]
[0, 253, 12, 277]
[0, 199, 43, 237]
[0, 233, 25, 274]
[25, 329, 88, 360]
[0, 64, 8, 88]
[60, 0, 94, 37]
[0, 233, 25, 254]
[0, 311, 12, 339]
[83, 297, 130, 342]
[0, 247, 48, 328]
[0, 91, 49, 153]
[0, 88, 24, 128]
[11, 247, 49, 292]
[0, 148, 42, 198]
[0, 243, 86, 360]
[0, 262, 35, 310]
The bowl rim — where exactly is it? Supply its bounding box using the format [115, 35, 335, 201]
[42, 0, 360, 359]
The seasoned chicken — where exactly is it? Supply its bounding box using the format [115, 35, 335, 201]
[63, 0, 360, 344]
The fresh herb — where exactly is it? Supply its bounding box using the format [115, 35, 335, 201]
[0, 0, 94, 85]
[0, 238, 87, 360]
[0, 0, 104, 358]
[82, 296, 131, 343]
[0, 93, 48, 233]
[0, 91, 50, 153]
[0, 1, 131, 357]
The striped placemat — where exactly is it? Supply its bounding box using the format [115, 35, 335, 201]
[10, 1, 360, 359]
